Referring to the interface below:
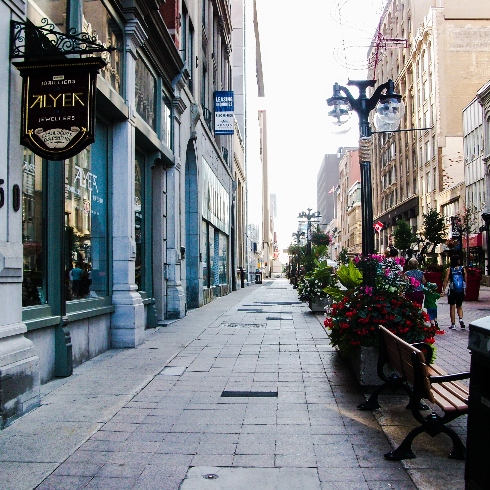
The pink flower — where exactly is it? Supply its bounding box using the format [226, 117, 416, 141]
[409, 277, 420, 288]
[363, 286, 373, 296]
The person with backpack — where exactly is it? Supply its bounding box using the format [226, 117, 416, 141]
[442, 256, 467, 330]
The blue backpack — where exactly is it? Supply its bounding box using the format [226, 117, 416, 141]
[450, 267, 465, 293]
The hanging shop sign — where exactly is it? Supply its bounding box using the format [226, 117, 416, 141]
[14, 58, 105, 161]
[214, 91, 234, 135]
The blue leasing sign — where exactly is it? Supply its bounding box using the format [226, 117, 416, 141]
[214, 91, 234, 135]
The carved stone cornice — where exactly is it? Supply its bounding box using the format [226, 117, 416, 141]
[125, 18, 147, 59]
[172, 96, 187, 116]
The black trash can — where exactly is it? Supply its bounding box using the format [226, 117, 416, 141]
[255, 271, 262, 284]
[465, 320, 490, 490]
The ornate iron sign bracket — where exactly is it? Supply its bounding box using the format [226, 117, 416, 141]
[10, 18, 116, 60]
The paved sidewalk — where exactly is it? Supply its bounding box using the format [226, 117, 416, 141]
[1, 279, 488, 489]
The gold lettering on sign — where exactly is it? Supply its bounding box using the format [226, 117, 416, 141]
[29, 93, 85, 109]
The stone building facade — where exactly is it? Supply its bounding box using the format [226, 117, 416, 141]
[369, 0, 490, 252]
[0, 0, 246, 427]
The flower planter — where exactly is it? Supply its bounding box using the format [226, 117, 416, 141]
[309, 297, 331, 313]
[465, 273, 482, 301]
[424, 271, 443, 293]
[349, 346, 395, 387]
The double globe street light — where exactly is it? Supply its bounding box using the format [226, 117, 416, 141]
[327, 79, 404, 255]
[298, 208, 321, 256]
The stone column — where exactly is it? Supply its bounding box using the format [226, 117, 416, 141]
[0, 8, 40, 426]
[165, 93, 187, 319]
[110, 19, 146, 347]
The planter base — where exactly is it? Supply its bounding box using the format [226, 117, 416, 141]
[350, 346, 395, 387]
[308, 297, 331, 313]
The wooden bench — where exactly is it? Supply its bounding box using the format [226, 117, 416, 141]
[359, 325, 469, 461]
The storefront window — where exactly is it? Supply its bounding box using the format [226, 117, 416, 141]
[83, 0, 123, 95]
[135, 152, 143, 291]
[219, 232, 227, 284]
[22, 150, 44, 306]
[202, 221, 209, 288]
[162, 96, 172, 149]
[135, 57, 157, 131]
[209, 226, 215, 287]
[213, 231, 219, 286]
[64, 120, 109, 300]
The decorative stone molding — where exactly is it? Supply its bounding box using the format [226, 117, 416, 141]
[173, 96, 187, 116]
[125, 19, 147, 60]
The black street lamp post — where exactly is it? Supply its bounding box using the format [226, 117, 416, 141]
[290, 230, 305, 288]
[482, 213, 490, 275]
[327, 79, 404, 256]
[298, 208, 321, 256]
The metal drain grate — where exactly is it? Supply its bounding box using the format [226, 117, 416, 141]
[221, 323, 265, 328]
[221, 390, 278, 397]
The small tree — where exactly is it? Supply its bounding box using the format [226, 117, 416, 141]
[453, 206, 480, 266]
[393, 219, 417, 258]
[338, 247, 349, 265]
[418, 208, 447, 264]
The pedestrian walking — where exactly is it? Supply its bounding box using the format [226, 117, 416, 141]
[423, 282, 440, 329]
[405, 258, 426, 307]
[442, 255, 467, 330]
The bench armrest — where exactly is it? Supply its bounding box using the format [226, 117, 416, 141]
[412, 342, 434, 364]
[429, 372, 470, 384]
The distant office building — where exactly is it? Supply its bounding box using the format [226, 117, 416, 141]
[317, 150, 353, 231]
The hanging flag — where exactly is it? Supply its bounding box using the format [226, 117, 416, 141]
[374, 221, 384, 233]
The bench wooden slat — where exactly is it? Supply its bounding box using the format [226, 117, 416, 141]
[431, 386, 469, 412]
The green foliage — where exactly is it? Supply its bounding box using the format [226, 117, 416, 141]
[338, 247, 349, 265]
[311, 230, 330, 246]
[393, 219, 416, 254]
[336, 261, 363, 289]
[297, 260, 337, 302]
[420, 208, 447, 253]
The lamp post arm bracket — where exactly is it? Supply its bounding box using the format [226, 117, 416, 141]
[365, 81, 390, 112]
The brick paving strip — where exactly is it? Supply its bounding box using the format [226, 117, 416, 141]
[3, 280, 486, 489]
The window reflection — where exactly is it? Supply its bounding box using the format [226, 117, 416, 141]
[22, 150, 44, 306]
[135, 57, 157, 130]
[135, 153, 143, 291]
[83, 0, 123, 94]
[30, 0, 68, 32]
[64, 121, 108, 300]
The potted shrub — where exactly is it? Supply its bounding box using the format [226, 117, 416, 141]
[423, 261, 445, 293]
[465, 266, 483, 301]
[297, 259, 337, 312]
[323, 254, 436, 386]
